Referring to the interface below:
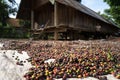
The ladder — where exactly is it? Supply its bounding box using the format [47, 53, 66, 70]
[31, 20, 49, 39]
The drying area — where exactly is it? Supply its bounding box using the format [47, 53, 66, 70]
[0, 39, 120, 80]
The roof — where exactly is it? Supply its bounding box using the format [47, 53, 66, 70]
[17, 0, 119, 28]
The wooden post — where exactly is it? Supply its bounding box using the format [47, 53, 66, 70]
[31, 10, 34, 30]
[54, 1, 58, 40]
[54, 30, 58, 40]
[54, 1, 58, 27]
[35, 22, 38, 29]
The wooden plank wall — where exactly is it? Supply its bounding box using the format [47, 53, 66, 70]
[57, 3, 97, 31]
[57, 3, 72, 26]
[57, 3, 115, 33]
[33, 2, 116, 33]
[99, 22, 117, 33]
[34, 3, 54, 27]
[34, 0, 49, 9]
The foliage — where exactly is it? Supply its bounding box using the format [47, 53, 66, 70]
[100, 10, 113, 22]
[76, 0, 82, 3]
[0, 0, 17, 27]
[103, 0, 120, 27]
[19, 20, 31, 29]
[0, 0, 29, 38]
[0, 0, 9, 27]
[104, 0, 120, 6]
[8, 0, 16, 5]
[0, 27, 30, 38]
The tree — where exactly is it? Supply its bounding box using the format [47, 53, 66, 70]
[0, 0, 17, 27]
[75, 0, 82, 3]
[104, 0, 120, 6]
[0, 0, 9, 26]
[103, 0, 120, 27]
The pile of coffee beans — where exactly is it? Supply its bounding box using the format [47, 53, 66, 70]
[3, 40, 120, 80]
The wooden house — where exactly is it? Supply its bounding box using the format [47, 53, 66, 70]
[17, 0, 119, 40]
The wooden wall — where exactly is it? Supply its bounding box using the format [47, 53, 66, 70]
[33, 0, 49, 10]
[33, 2, 117, 33]
[57, 3, 116, 33]
[57, 3, 96, 31]
[34, 3, 54, 27]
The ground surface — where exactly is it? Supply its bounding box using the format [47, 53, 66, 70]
[0, 39, 120, 80]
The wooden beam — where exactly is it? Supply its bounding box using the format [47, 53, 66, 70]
[31, 10, 34, 30]
[35, 22, 38, 29]
[54, 30, 58, 40]
[46, 28, 67, 33]
[54, 2, 58, 40]
[34, 0, 49, 10]
[54, 1, 58, 26]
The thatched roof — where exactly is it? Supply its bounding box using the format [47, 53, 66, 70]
[17, 0, 118, 28]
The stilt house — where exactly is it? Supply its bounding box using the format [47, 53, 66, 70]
[17, 0, 119, 40]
